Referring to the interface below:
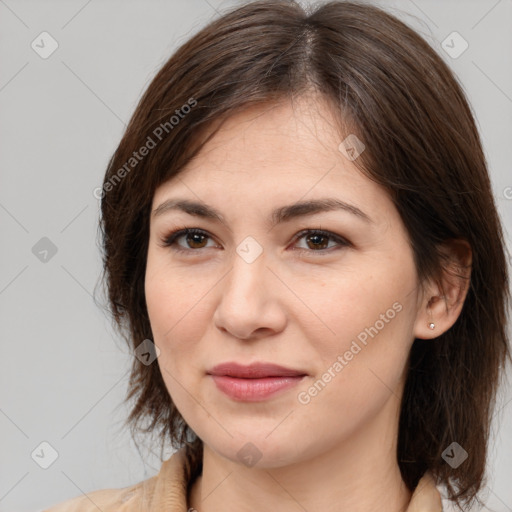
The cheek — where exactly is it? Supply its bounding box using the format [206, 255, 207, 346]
[292, 275, 415, 443]
[145, 268, 210, 419]
[294, 259, 412, 337]
[144, 260, 216, 376]
[146, 253, 203, 334]
[293, 255, 417, 388]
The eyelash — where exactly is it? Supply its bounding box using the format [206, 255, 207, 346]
[159, 226, 351, 256]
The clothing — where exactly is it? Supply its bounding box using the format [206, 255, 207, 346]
[43, 447, 443, 511]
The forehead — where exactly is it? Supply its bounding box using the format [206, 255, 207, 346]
[151, 96, 396, 226]
[185, 96, 347, 170]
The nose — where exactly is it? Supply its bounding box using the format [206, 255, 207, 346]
[213, 249, 287, 341]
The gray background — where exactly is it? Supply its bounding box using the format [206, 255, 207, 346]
[0, 0, 511, 510]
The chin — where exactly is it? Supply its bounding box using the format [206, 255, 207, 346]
[205, 433, 310, 470]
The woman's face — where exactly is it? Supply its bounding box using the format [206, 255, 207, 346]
[145, 95, 426, 468]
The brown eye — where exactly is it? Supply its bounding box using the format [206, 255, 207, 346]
[304, 233, 330, 250]
[293, 229, 350, 254]
[161, 228, 217, 252]
[185, 231, 208, 249]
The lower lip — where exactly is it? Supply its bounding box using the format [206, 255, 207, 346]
[210, 375, 306, 402]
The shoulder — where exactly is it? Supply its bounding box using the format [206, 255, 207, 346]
[408, 471, 444, 511]
[41, 447, 191, 512]
[42, 475, 158, 512]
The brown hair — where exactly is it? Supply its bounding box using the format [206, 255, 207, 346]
[95, 1, 511, 509]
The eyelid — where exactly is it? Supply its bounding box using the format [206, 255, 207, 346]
[159, 227, 220, 250]
[158, 225, 351, 255]
[290, 228, 351, 255]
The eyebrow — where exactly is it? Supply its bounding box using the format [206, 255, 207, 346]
[152, 197, 373, 226]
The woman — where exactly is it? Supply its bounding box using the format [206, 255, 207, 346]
[44, 0, 511, 511]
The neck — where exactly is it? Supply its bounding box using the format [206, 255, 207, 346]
[188, 396, 412, 512]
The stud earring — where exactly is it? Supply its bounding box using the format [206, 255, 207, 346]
[428, 310, 436, 329]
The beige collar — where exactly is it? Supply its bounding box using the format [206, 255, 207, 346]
[147, 447, 443, 511]
[44, 446, 443, 511]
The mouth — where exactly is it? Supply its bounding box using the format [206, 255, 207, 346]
[207, 361, 308, 379]
[207, 362, 308, 402]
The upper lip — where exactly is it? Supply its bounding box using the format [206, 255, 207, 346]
[207, 362, 307, 379]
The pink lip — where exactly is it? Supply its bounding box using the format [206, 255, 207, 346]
[207, 362, 308, 402]
[210, 375, 306, 402]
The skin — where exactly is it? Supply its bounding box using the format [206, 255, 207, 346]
[144, 94, 470, 512]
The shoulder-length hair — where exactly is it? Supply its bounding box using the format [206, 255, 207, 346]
[96, 1, 511, 509]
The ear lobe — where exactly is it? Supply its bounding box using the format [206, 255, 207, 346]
[413, 239, 472, 340]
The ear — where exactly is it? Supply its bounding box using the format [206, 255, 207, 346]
[413, 239, 472, 340]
